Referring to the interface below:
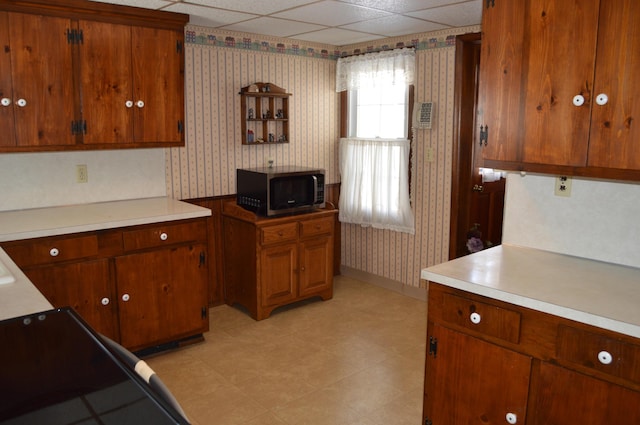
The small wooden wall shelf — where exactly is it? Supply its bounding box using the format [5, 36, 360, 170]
[239, 83, 291, 145]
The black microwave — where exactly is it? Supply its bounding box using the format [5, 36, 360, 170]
[237, 166, 325, 216]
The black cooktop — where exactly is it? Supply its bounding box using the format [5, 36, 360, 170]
[0, 308, 188, 424]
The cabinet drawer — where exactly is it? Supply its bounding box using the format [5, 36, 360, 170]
[300, 217, 333, 238]
[441, 293, 521, 344]
[261, 223, 298, 245]
[4, 235, 100, 267]
[557, 325, 640, 385]
[122, 220, 206, 252]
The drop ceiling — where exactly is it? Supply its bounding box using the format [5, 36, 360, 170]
[89, 0, 482, 46]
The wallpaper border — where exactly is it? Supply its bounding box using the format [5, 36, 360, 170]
[185, 25, 481, 60]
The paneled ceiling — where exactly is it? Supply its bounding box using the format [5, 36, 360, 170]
[89, 0, 482, 45]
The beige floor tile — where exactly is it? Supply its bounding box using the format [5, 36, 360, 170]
[145, 275, 427, 425]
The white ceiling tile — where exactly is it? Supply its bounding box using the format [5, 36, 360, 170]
[273, 0, 390, 27]
[222, 17, 326, 38]
[163, 3, 257, 26]
[183, 0, 318, 15]
[408, 2, 482, 27]
[338, 0, 461, 14]
[291, 28, 381, 45]
[90, 0, 167, 8]
[342, 14, 448, 36]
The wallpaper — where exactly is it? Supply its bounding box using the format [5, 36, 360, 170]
[167, 25, 480, 288]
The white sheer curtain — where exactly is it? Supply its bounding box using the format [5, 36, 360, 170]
[336, 48, 415, 234]
[336, 48, 415, 92]
[339, 138, 415, 233]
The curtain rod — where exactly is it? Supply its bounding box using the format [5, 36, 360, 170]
[339, 45, 415, 59]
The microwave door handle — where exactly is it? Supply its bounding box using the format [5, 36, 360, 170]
[312, 175, 318, 204]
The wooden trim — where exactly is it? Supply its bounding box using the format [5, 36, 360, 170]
[449, 33, 481, 260]
[0, 0, 189, 29]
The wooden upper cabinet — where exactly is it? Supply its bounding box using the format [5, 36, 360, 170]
[131, 26, 185, 144]
[476, 0, 525, 163]
[0, 12, 76, 148]
[480, 0, 640, 180]
[0, 0, 187, 152]
[520, 0, 599, 167]
[80, 22, 184, 145]
[587, 0, 640, 170]
[79, 20, 133, 145]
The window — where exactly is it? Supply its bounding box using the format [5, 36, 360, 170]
[349, 84, 408, 139]
[336, 48, 415, 234]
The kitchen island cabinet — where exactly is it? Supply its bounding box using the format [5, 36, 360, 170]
[421, 246, 640, 424]
[0, 198, 211, 353]
[222, 202, 337, 320]
[479, 0, 640, 180]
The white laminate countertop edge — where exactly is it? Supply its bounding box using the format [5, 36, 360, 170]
[0, 197, 211, 242]
[421, 245, 640, 339]
[0, 248, 53, 321]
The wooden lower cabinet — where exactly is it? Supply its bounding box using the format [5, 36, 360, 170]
[424, 283, 640, 424]
[20, 259, 118, 341]
[2, 218, 209, 352]
[116, 243, 208, 350]
[530, 362, 640, 425]
[222, 202, 337, 320]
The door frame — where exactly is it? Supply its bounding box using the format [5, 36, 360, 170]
[449, 32, 482, 259]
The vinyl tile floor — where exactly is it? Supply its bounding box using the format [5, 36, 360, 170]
[145, 275, 428, 425]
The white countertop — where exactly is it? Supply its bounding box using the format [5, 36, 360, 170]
[0, 197, 211, 320]
[0, 248, 53, 321]
[0, 197, 211, 242]
[421, 245, 640, 339]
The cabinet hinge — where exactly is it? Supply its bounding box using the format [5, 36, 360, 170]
[199, 251, 206, 267]
[486, 0, 495, 8]
[66, 29, 84, 44]
[201, 306, 207, 319]
[428, 336, 438, 358]
[176, 40, 183, 53]
[178, 120, 184, 134]
[479, 125, 489, 146]
[71, 120, 87, 135]
[425, 418, 433, 425]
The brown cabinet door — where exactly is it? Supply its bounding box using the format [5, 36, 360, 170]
[79, 20, 133, 145]
[587, 0, 640, 170]
[131, 26, 184, 144]
[24, 259, 118, 340]
[478, 0, 526, 163]
[520, 0, 599, 166]
[4, 12, 76, 148]
[298, 236, 332, 298]
[0, 12, 16, 147]
[530, 362, 640, 424]
[116, 244, 208, 350]
[260, 243, 297, 308]
[424, 324, 531, 425]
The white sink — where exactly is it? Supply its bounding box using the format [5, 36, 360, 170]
[0, 258, 16, 285]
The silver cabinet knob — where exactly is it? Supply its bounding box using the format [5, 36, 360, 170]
[506, 412, 518, 424]
[572, 95, 585, 106]
[136, 100, 145, 108]
[160, 232, 168, 241]
[101, 297, 110, 306]
[470, 312, 482, 324]
[1, 98, 11, 107]
[16, 98, 27, 107]
[122, 293, 130, 302]
[125, 100, 134, 108]
[49, 247, 59, 257]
